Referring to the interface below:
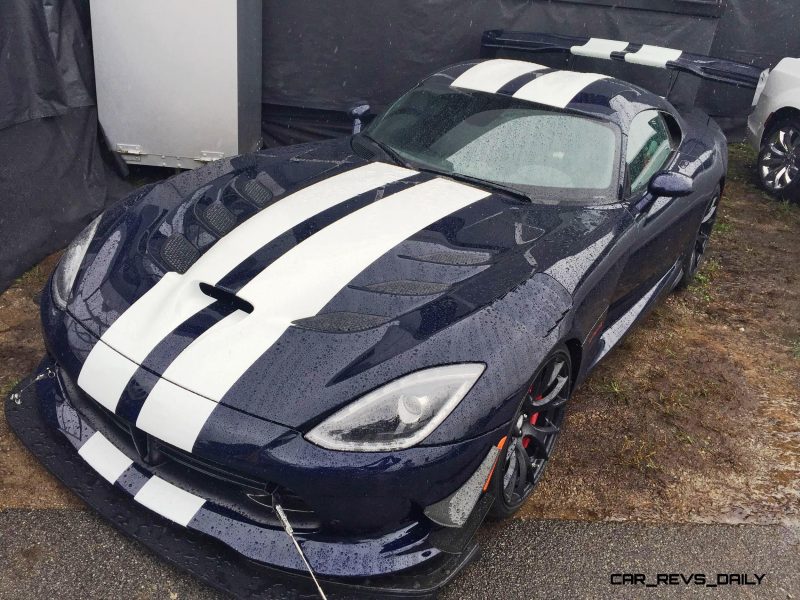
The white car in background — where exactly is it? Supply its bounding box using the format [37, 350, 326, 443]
[748, 57, 800, 201]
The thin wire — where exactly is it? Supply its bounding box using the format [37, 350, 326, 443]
[274, 503, 328, 600]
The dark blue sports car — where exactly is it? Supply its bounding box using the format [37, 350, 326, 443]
[9, 48, 732, 598]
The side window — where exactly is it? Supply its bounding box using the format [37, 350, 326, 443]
[626, 111, 674, 196]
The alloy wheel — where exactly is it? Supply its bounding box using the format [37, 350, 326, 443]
[760, 126, 800, 192]
[689, 192, 720, 275]
[500, 354, 570, 506]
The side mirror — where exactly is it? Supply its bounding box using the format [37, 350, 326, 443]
[648, 171, 693, 197]
[348, 102, 371, 134]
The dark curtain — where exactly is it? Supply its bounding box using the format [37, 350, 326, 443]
[0, 0, 107, 292]
[259, 0, 798, 143]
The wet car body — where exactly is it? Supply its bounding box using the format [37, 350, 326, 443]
[9, 59, 726, 597]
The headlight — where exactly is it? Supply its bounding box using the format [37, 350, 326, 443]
[306, 363, 485, 452]
[51, 215, 102, 309]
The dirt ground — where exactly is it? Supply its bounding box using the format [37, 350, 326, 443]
[1, 145, 798, 524]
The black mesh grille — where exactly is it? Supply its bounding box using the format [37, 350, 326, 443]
[293, 311, 389, 333]
[361, 280, 450, 296]
[412, 249, 492, 266]
[62, 366, 320, 530]
[233, 177, 273, 208]
[161, 233, 200, 274]
[201, 201, 237, 237]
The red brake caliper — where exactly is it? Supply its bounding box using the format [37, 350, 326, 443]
[522, 395, 542, 448]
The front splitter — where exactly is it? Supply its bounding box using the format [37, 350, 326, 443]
[5, 365, 481, 599]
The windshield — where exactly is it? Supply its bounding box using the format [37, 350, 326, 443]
[362, 81, 620, 203]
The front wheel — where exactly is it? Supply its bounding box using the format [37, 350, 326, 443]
[676, 186, 720, 289]
[758, 118, 800, 202]
[488, 347, 571, 520]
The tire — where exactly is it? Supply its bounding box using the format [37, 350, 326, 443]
[676, 185, 721, 290]
[758, 116, 800, 203]
[488, 345, 572, 520]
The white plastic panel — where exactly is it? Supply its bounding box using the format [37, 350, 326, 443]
[91, 0, 262, 168]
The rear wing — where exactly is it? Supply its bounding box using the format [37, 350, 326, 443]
[481, 30, 767, 91]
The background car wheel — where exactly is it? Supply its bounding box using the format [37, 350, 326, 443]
[758, 117, 800, 202]
[677, 186, 720, 289]
[488, 346, 571, 520]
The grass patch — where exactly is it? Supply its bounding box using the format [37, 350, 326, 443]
[15, 265, 42, 287]
[774, 200, 799, 222]
[688, 258, 721, 303]
[726, 143, 757, 182]
[622, 435, 659, 472]
[715, 214, 733, 235]
[792, 339, 800, 360]
[0, 377, 21, 399]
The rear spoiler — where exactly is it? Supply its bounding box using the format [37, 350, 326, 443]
[481, 30, 767, 90]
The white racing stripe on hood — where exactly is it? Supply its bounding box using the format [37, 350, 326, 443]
[136, 178, 490, 451]
[451, 59, 546, 94]
[512, 70, 608, 109]
[78, 162, 415, 406]
[77, 340, 140, 412]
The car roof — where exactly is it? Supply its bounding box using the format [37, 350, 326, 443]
[425, 59, 674, 131]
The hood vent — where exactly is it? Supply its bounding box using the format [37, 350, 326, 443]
[199, 282, 254, 314]
[161, 233, 200, 274]
[358, 280, 450, 297]
[293, 311, 389, 333]
[231, 177, 273, 208]
[199, 200, 237, 237]
[403, 249, 492, 266]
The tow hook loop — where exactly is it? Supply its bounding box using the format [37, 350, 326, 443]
[10, 367, 55, 405]
[274, 503, 328, 600]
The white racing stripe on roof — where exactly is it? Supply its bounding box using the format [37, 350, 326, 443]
[77, 431, 133, 484]
[571, 38, 629, 60]
[78, 341, 140, 412]
[78, 162, 416, 401]
[134, 476, 205, 527]
[512, 70, 608, 108]
[451, 59, 546, 93]
[135, 178, 490, 448]
[624, 45, 683, 68]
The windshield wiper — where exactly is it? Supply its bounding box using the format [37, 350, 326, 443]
[415, 167, 532, 202]
[355, 133, 410, 168]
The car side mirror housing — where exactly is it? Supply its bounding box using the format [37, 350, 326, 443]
[648, 171, 693, 197]
[348, 102, 371, 134]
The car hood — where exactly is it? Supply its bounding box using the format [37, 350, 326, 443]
[67, 138, 621, 428]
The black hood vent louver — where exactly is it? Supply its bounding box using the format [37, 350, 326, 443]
[232, 177, 274, 208]
[200, 200, 237, 237]
[161, 233, 200, 274]
[293, 311, 389, 333]
[358, 280, 451, 297]
[403, 249, 493, 266]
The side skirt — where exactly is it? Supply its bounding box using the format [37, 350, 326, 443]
[588, 262, 682, 370]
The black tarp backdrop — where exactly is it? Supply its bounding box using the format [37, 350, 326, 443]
[2, 0, 800, 291]
[261, 0, 800, 144]
[0, 0, 109, 292]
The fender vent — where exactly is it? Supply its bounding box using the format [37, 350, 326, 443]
[293, 311, 389, 333]
[161, 234, 200, 274]
[200, 201, 237, 237]
[359, 280, 450, 296]
[232, 177, 273, 208]
[402, 249, 492, 266]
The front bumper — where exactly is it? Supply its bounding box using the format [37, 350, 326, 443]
[6, 358, 496, 599]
